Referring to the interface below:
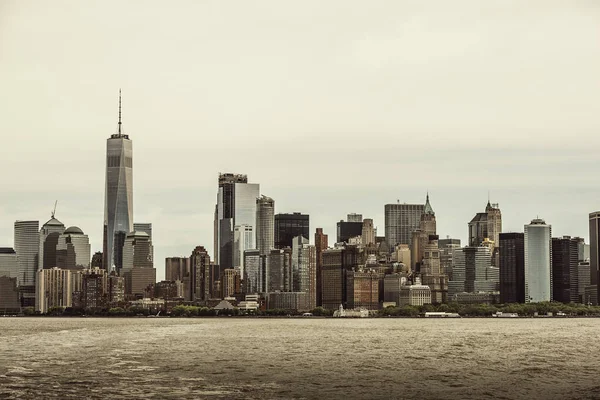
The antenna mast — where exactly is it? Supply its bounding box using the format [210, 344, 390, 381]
[118, 89, 122, 135]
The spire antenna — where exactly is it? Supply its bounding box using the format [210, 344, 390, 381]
[118, 89, 122, 135]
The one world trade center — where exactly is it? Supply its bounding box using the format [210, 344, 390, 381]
[103, 90, 133, 273]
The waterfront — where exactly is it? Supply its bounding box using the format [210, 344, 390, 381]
[1, 318, 600, 399]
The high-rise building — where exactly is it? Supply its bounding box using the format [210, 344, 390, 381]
[165, 257, 190, 282]
[121, 231, 154, 297]
[291, 236, 316, 309]
[233, 224, 254, 277]
[347, 213, 363, 223]
[39, 215, 65, 269]
[589, 212, 600, 304]
[190, 246, 214, 302]
[384, 203, 424, 248]
[267, 248, 292, 292]
[243, 249, 263, 294]
[499, 233, 525, 303]
[448, 246, 498, 300]
[133, 223, 153, 263]
[468, 201, 502, 249]
[346, 270, 379, 310]
[0, 276, 20, 313]
[336, 218, 363, 244]
[107, 273, 125, 305]
[256, 195, 275, 256]
[274, 213, 309, 249]
[103, 92, 134, 272]
[577, 261, 591, 304]
[438, 238, 461, 277]
[362, 219, 376, 247]
[36, 267, 73, 313]
[0, 248, 18, 278]
[551, 236, 580, 304]
[524, 218, 552, 303]
[315, 228, 328, 307]
[321, 248, 344, 310]
[14, 220, 39, 307]
[420, 194, 436, 236]
[80, 267, 108, 310]
[221, 269, 241, 298]
[420, 235, 448, 303]
[214, 173, 259, 275]
[91, 252, 103, 269]
[56, 226, 91, 270]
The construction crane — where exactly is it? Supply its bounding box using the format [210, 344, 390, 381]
[51, 200, 58, 219]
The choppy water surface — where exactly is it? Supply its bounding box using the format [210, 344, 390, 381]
[1, 317, 600, 399]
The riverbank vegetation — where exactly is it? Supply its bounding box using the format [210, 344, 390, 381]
[379, 302, 600, 317]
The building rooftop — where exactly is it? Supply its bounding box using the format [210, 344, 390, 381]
[64, 226, 84, 235]
[43, 217, 64, 227]
[0, 248, 16, 254]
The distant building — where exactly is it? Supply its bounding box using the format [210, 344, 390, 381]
[420, 235, 448, 303]
[438, 238, 461, 277]
[147, 280, 183, 300]
[468, 200, 502, 248]
[449, 246, 498, 299]
[56, 226, 91, 270]
[552, 236, 580, 303]
[133, 223, 153, 262]
[321, 248, 344, 310]
[383, 273, 407, 306]
[347, 213, 363, 223]
[384, 203, 424, 248]
[399, 277, 432, 306]
[589, 211, 600, 305]
[165, 257, 190, 283]
[337, 217, 363, 244]
[346, 270, 379, 310]
[524, 219, 552, 303]
[233, 224, 253, 277]
[453, 292, 500, 304]
[36, 268, 72, 313]
[103, 95, 134, 272]
[577, 261, 591, 304]
[267, 292, 310, 311]
[190, 246, 213, 302]
[243, 249, 263, 294]
[256, 195, 275, 257]
[362, 219, 376, 247]
[291, 236, 316, 309]
[0, 276, 20, 313]
[274, 213, 309, 249]
[221, 269, 241, 298]
[91, 252, 103, 268]
[81, 268, 108, 310]
[314, 228, 328, 307]
[267, 248, 292, 292]
[39, 215, 65, 269]
[14, 220, 39, 306]
[499, 233, 525, 303]
[0, 248, 18, 278]
[107, 273, 125, 305]
[121, 231, 155, 297]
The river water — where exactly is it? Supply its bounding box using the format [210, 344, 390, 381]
[1, 317, 599, 399]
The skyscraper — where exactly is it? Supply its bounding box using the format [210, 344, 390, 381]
[336, 219, 362, 244]
[121, 231, 154, 297]
[499, 232, 525, 303]
[103, 91, 134, 272]
[38, 214, 65, 269]
[551, 236, 579, 304]
[214, 173, 259, 274]
[56, 226, 91, 270]
[233, 224, 253, 277]
[361, 219, 375, 247]
[0, 248, 18, 279]
[384, 203, 424, 248]
[14, 220, 39, 307]
[589, 212, 600, 305]
[524, 218, 552, 303]
[256, 195, 275, 256]
[274, 213, 309, 249]
[315, 228, 328, 306]
[468, 200, 502, 248]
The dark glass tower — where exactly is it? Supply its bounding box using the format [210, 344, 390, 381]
[274, 213, 309, 249]
[551, 236, 580, 303]
[103, 91, 133, 272]
[499, 232, 525, 303]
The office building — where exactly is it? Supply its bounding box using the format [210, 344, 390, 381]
[468, 200, 502, 248]
[267, 292, 310, 311]
[362, 219, 376, 247]
[221, 269, 241, 298]
[243, 249, 263, 294]
[347, 213, 363, 223]
[337, 217, 363, 244]
[524, 218, 552, 303]
[190, 246, 214, 302]
[384, 203, 424, 248]
[14, 220, 39, 307]
[346, 270, 380, 310]
[315, 228, 328, 307]
[274, 213, 309, 249]
[551, 236, 579, 303]
[439, 238, 461, 277]
[291, 236, 316, 309]
[91, 252, 103, 268]
[383, 273, 407, 306]
[121, 231, 154, 297]
[103, 92, 134, 271]
[165, 257, 191, 282]
[107, 273, 125, 305]
[0, 276, 20, 313]
[36, 267, 73, 313]
[321, 248, 344, 310]
[256, 195, 275, 256]
[499, 233, 525, 303]
[214, 173, 259, 275]
[420, 194, 436, 236]
[590, 212, 600, 304]
[0, 248, 18, 278]
[56, 226, 91, 270]
[133, 223, 153, 262]
[267, 248, 292, 292]
[80, 268, 108, 310]
[39, 215, 65, 269]
[233, 224, 253, 277]
[449, 246, 498, 298]
[577, 261, 591, 304]
[420, 235, 448, 303]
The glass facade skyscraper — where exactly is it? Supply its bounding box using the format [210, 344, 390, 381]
[274, 213, 309, 249]
[14, 220, 39, 307]
[524, 219, 552, 303]
[103, 92, 133, 272]
[384, 203, 424, 247]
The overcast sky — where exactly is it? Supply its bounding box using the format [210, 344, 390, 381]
[1, 1, 599, 280]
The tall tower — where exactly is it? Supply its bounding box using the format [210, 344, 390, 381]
[314, 228, 328, 306]
[524, 218, 552, 303]
[589, 212, 600, 305]
[14, 220, 40, 307]
[420, 193, 436, 236]
[256, 195, 275, 256]
[103, 91, 134, 272]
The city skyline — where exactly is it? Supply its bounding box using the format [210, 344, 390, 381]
[1, 1, 599, 282]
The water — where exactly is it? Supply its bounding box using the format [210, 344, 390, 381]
[1, 317, 600, 399]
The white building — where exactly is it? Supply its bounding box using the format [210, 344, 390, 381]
[36, 267, 73, 313]
[399, 277, 432, 306]
[525, 218, 552, 302]
[233, 224, 254, 277]
[56, 226, 91, 269]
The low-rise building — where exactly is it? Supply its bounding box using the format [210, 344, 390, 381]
[399, 277, 432, 306]
[267, 292, 310, 311]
